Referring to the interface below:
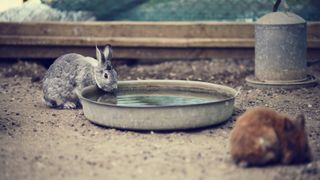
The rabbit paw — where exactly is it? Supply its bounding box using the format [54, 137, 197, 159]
[63, 102, 77, 109]
[238, 161, 249, 168]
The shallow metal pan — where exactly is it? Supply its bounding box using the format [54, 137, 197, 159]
[79, 80, 237, 130]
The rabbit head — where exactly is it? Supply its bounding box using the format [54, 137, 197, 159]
[94, 45, 118, 92]
[281, 114, 312, 164]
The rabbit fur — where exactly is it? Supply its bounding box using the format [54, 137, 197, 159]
[42, 45, 117, 109]
[230, 107, 311, 167]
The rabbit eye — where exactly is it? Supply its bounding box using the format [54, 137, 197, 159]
[104, 73, 108, 78]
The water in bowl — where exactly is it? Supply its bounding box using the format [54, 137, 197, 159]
[89, 90, 230, 107]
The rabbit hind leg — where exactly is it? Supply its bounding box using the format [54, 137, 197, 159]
[42, 96, 63, 108]
[43, 97, 58, 108]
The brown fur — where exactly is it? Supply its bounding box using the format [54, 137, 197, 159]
[230, 107, 312, 167]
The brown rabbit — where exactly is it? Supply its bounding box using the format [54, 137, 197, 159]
[230, 107, 312, 167]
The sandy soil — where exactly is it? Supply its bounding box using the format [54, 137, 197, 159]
[0, 59, 319, 180]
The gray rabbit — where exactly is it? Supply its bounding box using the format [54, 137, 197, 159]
[42, 45, 118, 109]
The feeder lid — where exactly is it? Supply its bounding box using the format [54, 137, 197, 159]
[256, 12, 305, 25]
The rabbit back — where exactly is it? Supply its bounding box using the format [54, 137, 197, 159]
[43, 53, 96, 108]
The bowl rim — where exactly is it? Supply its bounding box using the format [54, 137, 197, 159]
[79, 80, 237, 108]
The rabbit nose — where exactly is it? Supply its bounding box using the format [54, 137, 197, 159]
[104, 73, 108, 78]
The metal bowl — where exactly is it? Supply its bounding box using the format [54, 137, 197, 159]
[79, 80, 237, 130]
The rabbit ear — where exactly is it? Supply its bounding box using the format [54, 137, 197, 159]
[96, 45, 106, 64]
[103, 44, 113, 61]
[294, 114, 305, 129]
[96, 45, 102, 62]
[283, 118, 294, 132]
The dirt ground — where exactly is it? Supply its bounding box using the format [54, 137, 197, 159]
[0, 59, 319, 180]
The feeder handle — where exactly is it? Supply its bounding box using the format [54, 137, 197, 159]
[273, 0, 281, 12]
[273, 0, 289, 12]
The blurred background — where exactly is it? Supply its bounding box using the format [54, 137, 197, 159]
[1, 0, 320, 22]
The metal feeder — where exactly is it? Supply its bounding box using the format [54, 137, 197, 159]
[246, 0, 318, 89]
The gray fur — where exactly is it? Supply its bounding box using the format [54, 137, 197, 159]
[42, 46, 117, 109]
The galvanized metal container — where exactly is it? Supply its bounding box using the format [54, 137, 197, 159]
[79, 80, 237, 130]
[255, 12, 307, 82]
